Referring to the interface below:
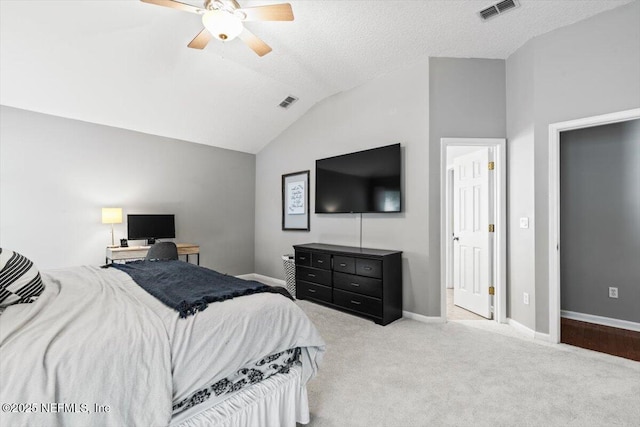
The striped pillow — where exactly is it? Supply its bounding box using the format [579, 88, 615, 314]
[0, 248, 45, 309]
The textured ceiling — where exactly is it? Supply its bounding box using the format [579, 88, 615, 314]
[0, 0, 633, 153]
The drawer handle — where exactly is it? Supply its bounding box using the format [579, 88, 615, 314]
[308, 273, 316, 278]
[363, 266, 372, 271]
[317, 260, 324, 263]
[339, 263, 347, 267]
[308, 289, 317, 293]
[299, 257, 306, 260]
[350, 283, 360, 287]
[350, 300, 361, 305]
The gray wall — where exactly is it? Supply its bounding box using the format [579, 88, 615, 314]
[0, 106, 256, 274]
[560, 120, 640, 323]
[254, 57, 506, 317]
[506, 1, 640, 333]
[255, 59, 431, 316]
[505, 41, 536, 329]
[429, 58, 507, 315]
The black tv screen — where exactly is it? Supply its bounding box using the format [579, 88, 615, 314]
[127, 214, 175, 240]
[315, 143, 401, 214]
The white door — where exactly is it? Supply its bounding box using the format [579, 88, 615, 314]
[452, 148, 492, 318]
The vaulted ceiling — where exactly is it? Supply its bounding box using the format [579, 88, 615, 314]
[0, 0, 633, 153]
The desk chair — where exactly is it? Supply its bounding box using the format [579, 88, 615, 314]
[146, 242, 178, 261]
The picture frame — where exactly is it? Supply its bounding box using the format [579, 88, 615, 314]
[282, 170, 310, 231]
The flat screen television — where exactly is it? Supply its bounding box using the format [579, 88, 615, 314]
[315, 143, 401, 214]
[127, 214, 175, 242]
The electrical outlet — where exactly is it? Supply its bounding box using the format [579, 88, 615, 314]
[523, 292, 529, 305]
[609, 287, 618, 299]
[520, 217, 529, 229]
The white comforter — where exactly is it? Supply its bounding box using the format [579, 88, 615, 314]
[0, 266, 325, 427]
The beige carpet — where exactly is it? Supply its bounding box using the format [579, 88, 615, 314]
[297, 300, 640, 427]
[446, 288, 485, 321]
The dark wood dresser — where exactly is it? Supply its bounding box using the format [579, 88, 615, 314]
[293, 243, 402, 326]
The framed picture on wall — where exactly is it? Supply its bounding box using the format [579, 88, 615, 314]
[282, 170, 310, 231]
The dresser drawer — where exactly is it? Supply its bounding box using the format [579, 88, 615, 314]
[297, 281, 332, 303]
[333, 256, 355, 274]
[312, 252, 331, 270]
[333, 289, 382, 317]
[296, 266, 331, 286]
[295, 251, 311, 267]
[356, 258, 382, 278]
[333, 272, 382, 298]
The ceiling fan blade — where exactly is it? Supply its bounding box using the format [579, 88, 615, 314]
[188, 29, 213, 49]
[238, 3, 294, 21]
[140, 0, 202, 14]
[238, 28, 272, 57]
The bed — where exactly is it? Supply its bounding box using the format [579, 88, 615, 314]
[0, 260, 325, 427]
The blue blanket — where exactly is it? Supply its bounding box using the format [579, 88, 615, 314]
[112, 260, 292, 318]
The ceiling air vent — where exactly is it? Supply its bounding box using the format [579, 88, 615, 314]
[279, 95, 298, 109]
[479, 0, 519, 21]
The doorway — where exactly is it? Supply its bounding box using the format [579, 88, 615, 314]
[440, 138, 507, 323]
[548, 108, 640, 344]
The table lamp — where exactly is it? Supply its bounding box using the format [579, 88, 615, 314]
[102, 208, 123, 247]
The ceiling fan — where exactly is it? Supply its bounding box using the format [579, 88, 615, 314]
[141, 0, 294, 57]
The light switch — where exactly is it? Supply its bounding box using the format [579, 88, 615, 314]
[520, 217, 529, 229]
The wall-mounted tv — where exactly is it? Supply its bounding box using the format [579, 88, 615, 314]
[315, 143, 401, 214]
[127, 214, 175, 241]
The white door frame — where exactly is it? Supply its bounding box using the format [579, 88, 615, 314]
[445, 168, 454, 289]
[547, 107, 640, 343]
[440, 138, 507, 323]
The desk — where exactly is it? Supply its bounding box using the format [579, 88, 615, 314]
[106, 243, 200, 265]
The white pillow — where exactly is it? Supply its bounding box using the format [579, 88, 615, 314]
[0, 248, 44, 309]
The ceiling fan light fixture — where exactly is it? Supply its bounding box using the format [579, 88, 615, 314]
[202, 10, 243, 41]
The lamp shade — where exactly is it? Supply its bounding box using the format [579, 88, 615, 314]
[102, 208, 123, 224]
[202, 10, 243, 41]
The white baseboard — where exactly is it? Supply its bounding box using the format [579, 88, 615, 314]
[507, 318, 536, 339]
[403, 311, 444, 323]
[561, 310, 640, 332]
[506, 319, 551, 342]
[236, 273, 286, 288]
[534, 331, 551, 342]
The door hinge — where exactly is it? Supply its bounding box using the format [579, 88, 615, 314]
[489, 286, 495, 296]
[489, 224, 495, 232]
[488, 161, 495, 170]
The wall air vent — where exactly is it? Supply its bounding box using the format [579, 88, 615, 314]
[279, 95, 298, 109]
[479, 0, 519, 21]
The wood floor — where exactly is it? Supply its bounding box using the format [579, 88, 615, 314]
[561, 317, 640, 361]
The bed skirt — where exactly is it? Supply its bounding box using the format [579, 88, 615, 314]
[170, 365, 310, 427]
